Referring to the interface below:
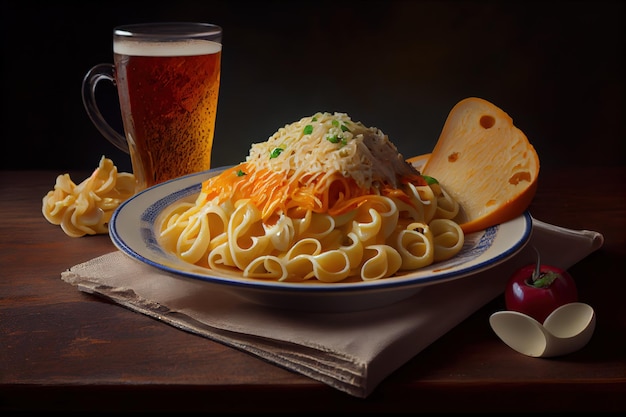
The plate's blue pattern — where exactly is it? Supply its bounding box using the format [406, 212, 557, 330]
[141, 183, 199, 223]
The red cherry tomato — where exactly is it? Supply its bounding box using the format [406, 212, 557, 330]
[505, 264, 578, 324]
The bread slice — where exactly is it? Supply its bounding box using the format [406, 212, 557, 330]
[420, 97, 540, 234]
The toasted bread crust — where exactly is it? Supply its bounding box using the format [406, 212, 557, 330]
[422, 97, 540, 234]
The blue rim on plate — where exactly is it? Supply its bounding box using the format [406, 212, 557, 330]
[109, 166, 533, 296]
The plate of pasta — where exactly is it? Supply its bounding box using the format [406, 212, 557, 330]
[110, 112, 532, 311]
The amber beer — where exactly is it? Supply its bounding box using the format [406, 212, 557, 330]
[114, 39, 221, 188]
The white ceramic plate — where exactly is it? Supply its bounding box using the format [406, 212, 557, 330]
[110, 164, 532, 312]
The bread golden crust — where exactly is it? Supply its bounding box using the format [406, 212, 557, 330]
[421, 97, 540, 234]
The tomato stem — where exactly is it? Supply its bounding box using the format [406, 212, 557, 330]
[532, 246, 541, 281]
[528, 271, 560, 288]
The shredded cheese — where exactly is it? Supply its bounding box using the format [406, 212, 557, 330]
[246, 112, 418, 189]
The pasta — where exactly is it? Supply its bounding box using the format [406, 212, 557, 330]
[42, 156, 136, 237]
[159, 112, 464, 282]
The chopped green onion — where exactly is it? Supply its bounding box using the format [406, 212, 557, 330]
[270, 147, 284, 159]
[422, 175, 439, 185]
[236, 169, 246, 176]
[312, 116, 318, 122]
[340, 124, 350, 132]
[303, 124, 313, 135]
[332, 120, 339, 127]
[327, 135, 340, 144]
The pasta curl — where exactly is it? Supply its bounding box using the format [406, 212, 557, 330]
[42, 156, 136, 237]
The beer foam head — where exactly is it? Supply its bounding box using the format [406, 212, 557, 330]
[114, 39, 221, 57]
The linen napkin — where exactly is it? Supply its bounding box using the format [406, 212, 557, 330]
[61, 216, 603, 398]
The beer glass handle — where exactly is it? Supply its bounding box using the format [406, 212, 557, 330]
[81, 63, 129, 154]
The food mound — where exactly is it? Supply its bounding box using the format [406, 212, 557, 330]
[159, 112, 464, 282]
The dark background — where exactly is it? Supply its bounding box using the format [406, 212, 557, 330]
[2, 0, 624, 174]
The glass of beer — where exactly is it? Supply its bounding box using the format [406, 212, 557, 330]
[82, 22, 222, 191]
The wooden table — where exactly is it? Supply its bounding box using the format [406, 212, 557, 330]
[1, 168, 625, 413]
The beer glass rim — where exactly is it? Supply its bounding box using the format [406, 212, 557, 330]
[114, 22, 222, 41]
